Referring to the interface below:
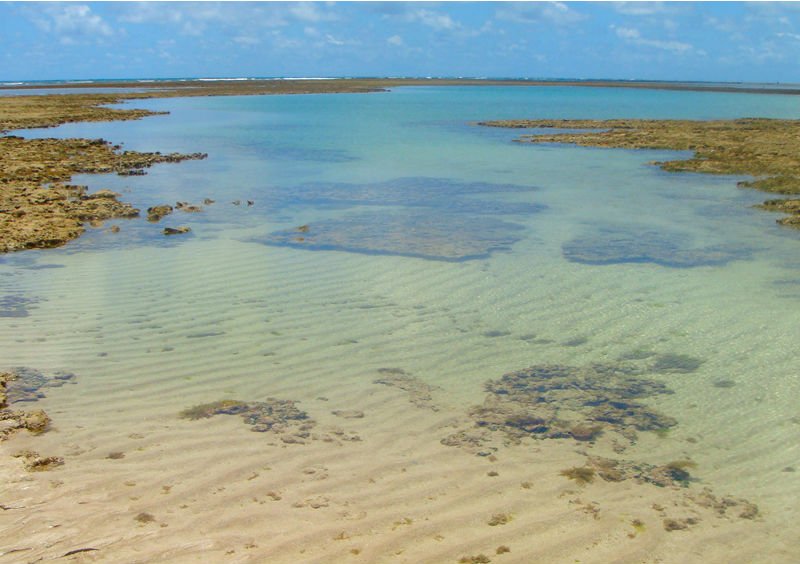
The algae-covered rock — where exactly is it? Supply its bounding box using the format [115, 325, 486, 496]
[163, 226, 191, 236]
[146, 204, 173, 223]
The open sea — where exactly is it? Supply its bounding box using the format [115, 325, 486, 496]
[2, 85, 799, 562]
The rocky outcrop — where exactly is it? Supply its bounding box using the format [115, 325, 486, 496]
[0, 135, 206, 252]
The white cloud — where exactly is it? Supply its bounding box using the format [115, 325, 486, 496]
[289, 2, 337, 23]
[612, 24, 694, 53]
[613, 2, 667, 16]
[387, 34, 404, 47]
[34, 4, 114, 42]
[325, 34, 345, 46]
[406, 9, 459, 31]
[233, 35, 261, 46]
[496, 2, 587, 26]
[614, 26, 641, 40]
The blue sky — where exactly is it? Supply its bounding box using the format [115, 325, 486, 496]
[2, 2, 800, 83]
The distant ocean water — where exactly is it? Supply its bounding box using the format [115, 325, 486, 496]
[3, 85, 800, 559]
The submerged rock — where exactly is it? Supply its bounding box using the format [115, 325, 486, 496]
[1, 371, 53, 440]
[180, 398, 316, 442]
[163, 226, 191, 236]
[563, 225, 751, 268]
[4, 366, 77, 404]
[442, 362, 676, 451]
[374, 368, 441, 411]
[146, 204, 173, 223]
[257, 211, 526, 262]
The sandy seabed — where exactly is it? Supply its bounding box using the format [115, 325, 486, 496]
[1, 236, 797, 564]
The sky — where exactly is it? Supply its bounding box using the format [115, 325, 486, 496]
[2, 1, 800, 83]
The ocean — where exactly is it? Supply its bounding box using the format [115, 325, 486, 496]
[2, 85, 799, 562]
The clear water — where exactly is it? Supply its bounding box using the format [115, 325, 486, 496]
[3, 86, 800, 560]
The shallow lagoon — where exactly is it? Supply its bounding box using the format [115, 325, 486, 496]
[2, 86, 800, 561]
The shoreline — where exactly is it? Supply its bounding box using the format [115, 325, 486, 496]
[4, 77, 800, 97]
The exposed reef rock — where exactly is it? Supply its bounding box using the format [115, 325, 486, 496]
[13, 449, 64, 472]
[0, 135, 206, 252]
[479, 118, 800, 229]
[163, 226, 191, 236]
[146, 204, 173, 223]
[757, 198, 800, 227]
[562, 225, 751, 268]
[1, 371, 51, 440]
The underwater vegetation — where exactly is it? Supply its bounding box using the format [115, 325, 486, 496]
[373, 368, 441, 411]
[562, 224, 751, 268]
[4, 366, 77, 403]
[0, 294, 41, 318]
[650, 353, 704, 374]
[255, 211, 526, 262]
[250, 177, 543, 262]
[180, 398, 316, 443]
[443, 362, 677, 450]
[180, 397, 362, 445]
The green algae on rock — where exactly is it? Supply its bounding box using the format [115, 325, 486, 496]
[479, 118, 800, 228]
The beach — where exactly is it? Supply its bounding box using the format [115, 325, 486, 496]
[1, 81, 799, 563]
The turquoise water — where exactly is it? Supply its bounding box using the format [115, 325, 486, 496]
[3, 86, 800, 561]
